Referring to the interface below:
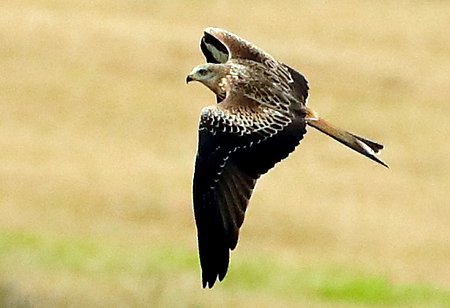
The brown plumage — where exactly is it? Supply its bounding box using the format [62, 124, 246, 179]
[187, 27, 387, 288]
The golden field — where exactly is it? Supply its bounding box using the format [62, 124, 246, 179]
[0, 0, 449, 307]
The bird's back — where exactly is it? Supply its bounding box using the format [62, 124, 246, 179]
[224, 59, 307, 119]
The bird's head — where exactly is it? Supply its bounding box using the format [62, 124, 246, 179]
[186, 63, 226, 94]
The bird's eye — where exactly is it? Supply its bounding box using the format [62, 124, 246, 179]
[198, 69, 207, 76]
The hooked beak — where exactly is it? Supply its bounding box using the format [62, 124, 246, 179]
[186, 74, 193, 84]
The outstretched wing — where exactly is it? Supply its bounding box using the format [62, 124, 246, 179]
[193, 94, 307, 288]
[201, 27, 274, 64]
[200, 27, 309, 103]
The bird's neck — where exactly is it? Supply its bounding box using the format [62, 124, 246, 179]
[204, 68, 230, 98]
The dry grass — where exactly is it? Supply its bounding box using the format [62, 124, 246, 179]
[0, 0, 449, 306]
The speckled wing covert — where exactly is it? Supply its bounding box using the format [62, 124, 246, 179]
[193, 28, 309, 288]
[201, 27, 309, 103]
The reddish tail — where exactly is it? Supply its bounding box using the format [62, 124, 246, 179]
[306, 108, 388, 168]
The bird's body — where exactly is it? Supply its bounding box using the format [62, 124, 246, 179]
[187, 27, 387, 288]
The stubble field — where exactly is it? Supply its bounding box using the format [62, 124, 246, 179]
[1, 1, 449, 307]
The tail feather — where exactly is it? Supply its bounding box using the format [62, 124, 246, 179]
[306, 108, 388, 168]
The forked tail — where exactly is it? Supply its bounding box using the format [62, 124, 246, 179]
[306, 108, 388, 168]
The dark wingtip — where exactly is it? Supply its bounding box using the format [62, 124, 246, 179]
[201, 262, 227, 289]
[202, 276, 216, 289]
[200, 29, 229, 64]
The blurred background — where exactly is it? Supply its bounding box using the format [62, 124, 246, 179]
[1, 0, 449, 307]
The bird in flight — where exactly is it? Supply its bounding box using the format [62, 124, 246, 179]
[186, 27, 387, 288]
